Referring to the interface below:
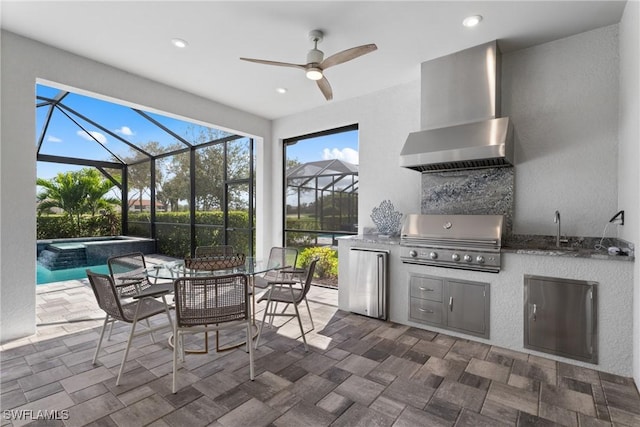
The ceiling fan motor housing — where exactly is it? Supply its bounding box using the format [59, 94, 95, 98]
[307, 48, 324, 65]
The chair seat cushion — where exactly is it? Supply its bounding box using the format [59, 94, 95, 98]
[121, 298, 168, 322]
[258, 287, 303, 304]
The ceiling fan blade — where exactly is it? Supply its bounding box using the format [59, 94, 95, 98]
[320, 44, 377, 69]
[316, 76, 333, 101]
[240, 57, 306, 70]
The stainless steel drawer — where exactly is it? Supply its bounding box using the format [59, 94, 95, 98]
[410, 276, 443, 302]
[410, 298, 443, 325]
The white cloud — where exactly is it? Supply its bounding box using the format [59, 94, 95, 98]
[47, 135, 62, 143]
[115, 126, 135, 136]
[322, 147, 359, 164]
[77, 130, 107, 144]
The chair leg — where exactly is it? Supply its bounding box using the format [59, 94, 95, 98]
[162, 295, 174, 332]
[304, 297, 315, 330]
[255, 293, 272, 349]
[146, 318, 156, 344]
[292, 302, 308, 352]
[287, 285, 307, 352]
[247, 320, 254, 381]
[172, 328, 180, 393]
[116, 317, 138, 386]
[93, 315, 110, 365]
[107, 320, 114, 341]
[269, 302, 279, 327]
[179, 331, 185, 363]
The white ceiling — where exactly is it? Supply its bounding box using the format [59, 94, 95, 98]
[0, 1, 627, 120]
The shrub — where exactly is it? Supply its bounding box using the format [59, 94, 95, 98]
[298, 246, 338, 279]
[37, 213, 121, 239]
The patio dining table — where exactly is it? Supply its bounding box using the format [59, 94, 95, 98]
[132, 257, 290, 353]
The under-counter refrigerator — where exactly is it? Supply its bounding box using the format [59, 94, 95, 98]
[348, 247, 389, 320]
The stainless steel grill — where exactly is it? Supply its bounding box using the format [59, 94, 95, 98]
[400, 214, 504, 273]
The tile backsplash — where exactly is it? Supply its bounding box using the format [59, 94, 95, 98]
[421, 167, 514, 235]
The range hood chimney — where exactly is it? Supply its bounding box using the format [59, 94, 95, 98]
[400, 41, 514, 172]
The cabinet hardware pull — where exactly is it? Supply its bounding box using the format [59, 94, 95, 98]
[419, 287, 434, 292]
[449, 296, 453, 311]
[532, 303, 537, 321]
[418, 308, 434, 313]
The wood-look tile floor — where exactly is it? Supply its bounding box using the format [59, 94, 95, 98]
[2, 275, 640, 427]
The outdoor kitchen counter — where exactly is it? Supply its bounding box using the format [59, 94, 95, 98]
[337, 236, 635, 377]
[341, 234, 634, 262]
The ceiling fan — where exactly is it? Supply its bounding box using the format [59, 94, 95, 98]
[240, 30, 377, 101]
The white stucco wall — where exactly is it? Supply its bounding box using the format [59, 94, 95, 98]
[502, 25, 620, 237]
[0, 31, 271, 343]
[616, 0, 640, 390]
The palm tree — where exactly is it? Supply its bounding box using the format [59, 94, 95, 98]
[80, 169, 120, 216]
[37, 168, 120, 235]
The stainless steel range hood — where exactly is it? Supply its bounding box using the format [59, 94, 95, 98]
[400, 41, 514, 172]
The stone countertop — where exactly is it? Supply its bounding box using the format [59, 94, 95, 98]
[339, 234, 634, 262]
[338, 234, 402, 245]
[502, 235, 634, 261]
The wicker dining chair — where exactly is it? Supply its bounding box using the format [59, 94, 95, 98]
[172, 273, 254, 393]
[253, 247, 298, 290]
[107, 252, 152, 296]
[194, 245, 235, 258]
[86, 270, 173, 386]
[255, 257, 318, 352]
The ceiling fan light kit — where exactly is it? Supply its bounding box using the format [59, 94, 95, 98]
[306, 67, 323, 80]
[240, 29, 377, 101]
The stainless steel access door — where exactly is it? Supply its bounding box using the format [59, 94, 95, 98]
[524, 275, 598, 364]
[348, 248, 389, 320]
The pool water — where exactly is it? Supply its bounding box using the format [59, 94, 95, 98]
[37, 263, 110, 285]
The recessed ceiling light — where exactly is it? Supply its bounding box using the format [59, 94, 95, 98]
[462, 15, 483, 28]
[276, 87, 288, 94]
[171, 38, 188, 48]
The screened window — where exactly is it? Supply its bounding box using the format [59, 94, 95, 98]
[36, 83, 255, 258]
[283, 125, 358, 286]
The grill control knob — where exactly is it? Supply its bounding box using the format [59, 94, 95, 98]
[451, 253, 460, 262]
[409, 250, 418, 258]
[429, 251, 438, 260]
[463, 254, 472, 262]
[476, 255, 485, 264]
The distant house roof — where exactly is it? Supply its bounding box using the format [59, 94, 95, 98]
[286, 159, 358, 179]
[128, 199, 166, 208]
[286, 159, 358, 193]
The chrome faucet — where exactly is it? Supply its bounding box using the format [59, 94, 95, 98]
[553, 210, 568, 247]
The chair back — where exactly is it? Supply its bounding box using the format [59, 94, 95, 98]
[86, 269, 125, 321]
[195, 245, 235, 258]
[298, 257, 319, 303]
[173, 274, 249, 327]
[108, 252, 147, 275]
[184, 253, 246, 272]
[264, 247, 298, 281]
[107, 252, 149, 295]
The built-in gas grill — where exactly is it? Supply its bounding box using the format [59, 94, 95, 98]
[400, 214, 504, 273]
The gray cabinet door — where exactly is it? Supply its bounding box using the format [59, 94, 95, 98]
[446, 280, 488, 337]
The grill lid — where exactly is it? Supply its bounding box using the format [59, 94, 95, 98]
[401, 214, 504, 248]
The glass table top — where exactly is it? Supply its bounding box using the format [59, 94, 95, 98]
[146, 257, 287, 280]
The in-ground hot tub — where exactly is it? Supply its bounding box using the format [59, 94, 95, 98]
[37, 236, 156, 270]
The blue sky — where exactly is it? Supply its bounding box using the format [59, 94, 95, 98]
[36, 84, 359, 180]
[286, 130, 359, 165]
